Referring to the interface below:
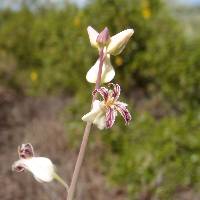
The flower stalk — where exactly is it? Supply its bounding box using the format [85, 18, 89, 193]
[53, 172, 69, 191]
[66, 48, 105, 200]
[12, 26, 133, 200]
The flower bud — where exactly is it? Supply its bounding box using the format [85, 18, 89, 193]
[96, 27, 110, 47]
[107, 29, 134, 56]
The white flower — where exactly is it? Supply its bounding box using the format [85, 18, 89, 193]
[86, 26, 134, 83]
[86, 54, 115, 84]
[82, 83, 131, 129]
[12, 143, 55, 183]
[12, 157, 55, 182]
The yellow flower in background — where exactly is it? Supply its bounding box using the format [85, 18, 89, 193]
[30, 71, 38, 82]
[142, 7, 151, 19]
[141, 0, 151, 19]
[73, 16, 81, 27]
[115, 56, 124, 66]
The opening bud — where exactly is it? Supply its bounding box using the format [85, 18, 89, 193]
[96, 27, 110, 46]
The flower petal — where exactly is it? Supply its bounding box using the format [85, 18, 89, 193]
[101, 55, 115, 83]
[87, 26, 99, 48]
[93, 87, 109, 101]
[82, 100, 107, 129]
[86, 55, 115, 83]
[107, 29, 134, 56]
[106, 107, 116, 128]
[18, 143, 34, 159]
[115, 102, 132, 124]
[93, 112, 106, 130]
[109, 83, 121, 101]
[82, 100, 102, 122]
[12, 157, 55, 182]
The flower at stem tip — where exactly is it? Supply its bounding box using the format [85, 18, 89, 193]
[86, 26, 134, 84]
[82, 83, 132, 129]
[12, 143, 68, 189]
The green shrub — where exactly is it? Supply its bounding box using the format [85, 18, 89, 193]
[103, 111, 200, 199]
[0, 0, 199, 109]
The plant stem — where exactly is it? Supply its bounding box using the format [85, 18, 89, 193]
[53, 172, 69, 191]
[66, 48, 105, 200]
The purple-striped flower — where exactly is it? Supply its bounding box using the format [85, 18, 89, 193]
[86, 26, 134, 83]
[82, 83, 131, 129]
[12, 143, 55, 183]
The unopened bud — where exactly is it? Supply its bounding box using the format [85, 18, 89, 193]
[96, 27, 110, 46]
[107, 29, 134, 56]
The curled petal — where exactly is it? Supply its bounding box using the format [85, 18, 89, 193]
[107, 29, 134, 56]
[18, 143, 34, 159]
[106, 107, 116, 128]
[86, 55, 115, 83]
[12, 162, 25, 172]
[87, 26, 99, 48]
[109, 83, 121, 101]
[12, 157, 55, 182]
[93, 87, 109, 101]
[115, 102, 132, 124]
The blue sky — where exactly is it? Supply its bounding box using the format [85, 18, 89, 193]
[177, 0, 200, 5]
[1, 0, 200, 10]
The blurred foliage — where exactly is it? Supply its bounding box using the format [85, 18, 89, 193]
[0, 0, 200, 199]
[103, 111, 200, 199]
[0, 0, 199, 109]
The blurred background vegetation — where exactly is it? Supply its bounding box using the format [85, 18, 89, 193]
[0, 0, 200, 199]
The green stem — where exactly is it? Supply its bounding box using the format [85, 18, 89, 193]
[54, 172, 69, 191]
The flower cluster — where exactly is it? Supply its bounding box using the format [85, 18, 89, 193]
[83, 26, 134, 129]
[86, 26, 134, 83]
